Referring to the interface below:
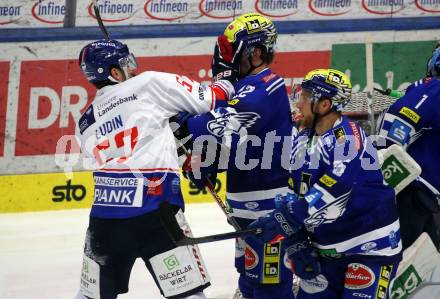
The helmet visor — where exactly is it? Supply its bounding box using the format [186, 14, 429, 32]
[118, 53, 138, 72]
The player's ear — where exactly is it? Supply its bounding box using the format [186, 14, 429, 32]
[110, 67, 126, 82]
[319, 98, 332, 113]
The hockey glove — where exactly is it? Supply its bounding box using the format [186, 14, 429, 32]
[248, 195, 302, 244]
[286, 231, 321, 280]
[182, 141, 219, 191]
[170, 112, 193, 157]
[212, 35, 244, 83]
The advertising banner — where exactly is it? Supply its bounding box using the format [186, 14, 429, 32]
[0, 171, 226, 212]
[0, 0, 439, 29]
[0, 62, 9, 157]
[330, 40, 436, 93]
[73, 0, 440, 26]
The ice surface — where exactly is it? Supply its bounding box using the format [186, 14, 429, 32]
[0, 203, 238, 299]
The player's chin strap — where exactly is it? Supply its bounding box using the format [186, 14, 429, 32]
[241, 47, 266, 78]
[308, 98, 333, 146]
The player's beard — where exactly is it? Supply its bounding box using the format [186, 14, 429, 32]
[298, 113, 314, 129]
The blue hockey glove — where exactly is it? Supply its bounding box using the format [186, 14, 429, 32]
[248, 195, 302, 244]
[286, 232, 321, 280]
[212, 35, 244, 83]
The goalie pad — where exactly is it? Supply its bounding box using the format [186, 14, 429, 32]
[390, 233, 440, 299]
[150, 209, 210, 297]
[378, 144, 421, 194]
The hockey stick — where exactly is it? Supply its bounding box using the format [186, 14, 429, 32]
[177, 139, 243, 231]
[374, 87, 404, 99]
[365, 37, 375, 133]
[92, 0, 111, 40]
[158, 202, 260, 246]
[176, 228, 262, 246]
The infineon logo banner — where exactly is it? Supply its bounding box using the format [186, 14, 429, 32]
[330, 41, 436, 94]
[198, 0, 245, 19]
[255, 0, 299, 18]
[32, 0, 66, 24]
[361, 0, 407, 15]
[144, 0, 189, 21]
[0, 0, 21, 25]
[0, 0, 438, 28]
[308, 0, 352, 16]
[87, 0, 135, 22]
[415, 0, 440, 13]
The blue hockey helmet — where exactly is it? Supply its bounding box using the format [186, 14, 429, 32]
[427, 47, 440, 77]
[79, 39, 137, 83]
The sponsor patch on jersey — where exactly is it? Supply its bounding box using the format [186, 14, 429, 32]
[79, 105, 96, 134]
[332, 160, 347, 177]
[262, 242, 281, 284]
[333, 127, 346, 143]
[375, 265, 393, 299]
[265, 242, 281, 256]
[227, 99, 240, 105]
[348, 122, 362, 150]
[361, 242, 377, 252]
[262, 73, 277, 83]
[244, 201, 259, 210]
[245, 19, 263, 34]
[399, 107, 420, 124]
[198, 85, 209, 101]
[300, 274, 329, 294]
[244, 244, 259, 270]
[388, 119, 411, 145]
[263, 262, 279, 283]
[319, 174, 337, 188]
[171, 178, 180, 194]
[146, 177, 163, 196]
[353, 292, 372, 298]
[345, 263, 376, 290]
[304, 188, 324, 207]
[300, 172, 313, 196]
[288, 177, 294, 189]
[388, 230, 399, 249]
[93, 176, 143, 207]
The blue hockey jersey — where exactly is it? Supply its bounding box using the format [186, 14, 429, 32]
[187, 68, 292, 222]
[288, 116, 401, 257]
[378, 77, 440, 196]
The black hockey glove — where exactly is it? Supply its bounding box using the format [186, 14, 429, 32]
[182, 141, 219, 191]
[170, 112, 193, 157]
[212, 35, 244, 83]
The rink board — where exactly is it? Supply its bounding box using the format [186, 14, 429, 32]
[0, 171, 226, 213]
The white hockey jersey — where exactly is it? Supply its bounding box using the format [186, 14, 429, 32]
[76, 71, 215, 218]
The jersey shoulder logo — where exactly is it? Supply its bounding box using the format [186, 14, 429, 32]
[79, 104, 96, 135]
[304, 191, 350, 232]
[207, 110, 260, 137]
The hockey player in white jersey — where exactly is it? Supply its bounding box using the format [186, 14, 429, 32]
[74, 39, 235, 299]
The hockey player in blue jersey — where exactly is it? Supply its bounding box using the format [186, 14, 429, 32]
[377, 47, 440, 250]
[250, 69, 402, 298]
[178, 13, 294, 299]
